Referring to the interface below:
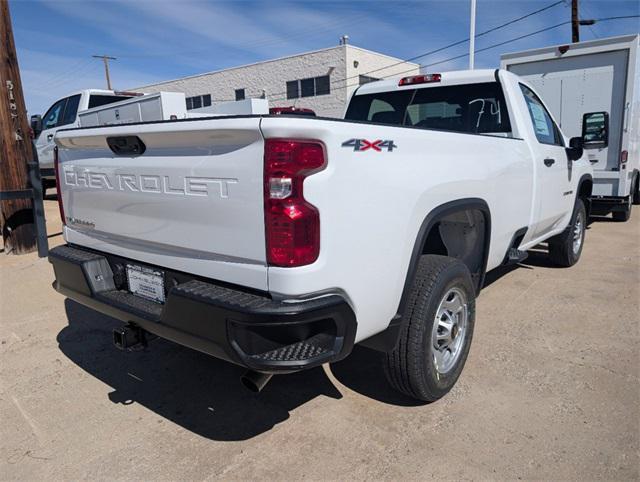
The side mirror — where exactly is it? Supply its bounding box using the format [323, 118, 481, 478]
[582, 111, 608, 148]
[30, 114, 42, 138]
[566, 136, 584, 161]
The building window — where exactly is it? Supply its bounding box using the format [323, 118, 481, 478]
[186, 94, 212, 110]
[359, 75, 379, 85]
[315, 75, 330, 95]
[301, 77, 315, 97]
[235, 89, 245, 101]
[286, 75, 331, 99]
[286, 80, 299, 100]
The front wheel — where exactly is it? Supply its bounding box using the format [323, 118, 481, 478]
[384, 255, 476, 402]
[548, 198, 587, 267]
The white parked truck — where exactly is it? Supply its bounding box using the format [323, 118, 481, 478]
[48, 69, 593, 401]
[31, 89, 144, 190]
[501, 34, 640, 221]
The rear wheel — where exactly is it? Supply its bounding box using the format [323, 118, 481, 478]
[632, 175, 640, 206]
[612, 195, 632, 222]
[41, 179, 55, 198]
[548, 198, 586, 267]
[384, 255, 475, 402]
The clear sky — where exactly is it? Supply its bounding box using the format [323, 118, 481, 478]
[9, 0, 640, 115]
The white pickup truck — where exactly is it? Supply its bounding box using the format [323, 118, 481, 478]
[31, 89, 141, 190]
[48, 69, 593, 401]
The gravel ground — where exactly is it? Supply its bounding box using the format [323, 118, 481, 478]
[1, 195, 638, 480]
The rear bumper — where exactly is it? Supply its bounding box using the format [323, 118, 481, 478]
[49, 245, 357, 373]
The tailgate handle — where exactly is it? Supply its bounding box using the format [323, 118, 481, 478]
[107, 136, 146, 156]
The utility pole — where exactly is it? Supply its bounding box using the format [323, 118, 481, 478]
[92, 54, 116, 90]
[571, 0, 580, 42]
[0, 0, 36, 254]
[469, 0, 477, 69]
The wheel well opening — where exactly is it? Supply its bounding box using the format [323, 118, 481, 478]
[579, 179, 592, 199]
[421, 209, 487, 290]
[579, 179, 593, 216]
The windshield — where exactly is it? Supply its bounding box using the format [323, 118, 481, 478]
[345, 82, 512, 137]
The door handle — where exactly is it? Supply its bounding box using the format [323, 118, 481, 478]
[589, 159, 599, 164]
[47, 134, 54, 141]
[543, 158, 555, 167]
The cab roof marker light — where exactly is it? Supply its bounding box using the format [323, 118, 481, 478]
[398, 74, 441, 86]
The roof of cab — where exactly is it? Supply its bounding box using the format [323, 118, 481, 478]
[354, 69, 499, 96]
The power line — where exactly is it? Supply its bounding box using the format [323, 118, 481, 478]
[265, 14, 639, 103]
[213, 0, 566, 103]
[45, 60, 99, 91]
[39, 58, 93, 89]
[574, 1, 600, 38]
[328, 0, 565, 87]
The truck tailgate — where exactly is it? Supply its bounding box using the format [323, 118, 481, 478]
[55, 117, 268, 290]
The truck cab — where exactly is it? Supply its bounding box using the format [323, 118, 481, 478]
[31, 89, 138, 188]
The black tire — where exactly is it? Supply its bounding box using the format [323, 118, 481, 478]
[41, 179, 54, 198]
[632, 175, 640, 206]
[612, 205, 631, 222]
[548, 198, 587, 267]
[384, 255, 476, 402]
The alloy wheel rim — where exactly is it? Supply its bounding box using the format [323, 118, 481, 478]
[431, 287, 468, 374]
[572, 211, 584, 255]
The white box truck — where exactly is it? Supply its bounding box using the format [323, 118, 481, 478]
[501, 34, 639, 221]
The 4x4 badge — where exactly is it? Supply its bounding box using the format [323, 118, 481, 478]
[342, 138, 397, 152]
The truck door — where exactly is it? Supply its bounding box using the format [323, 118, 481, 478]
[35, 94, 81, 176]
[520, 84, 574, 237]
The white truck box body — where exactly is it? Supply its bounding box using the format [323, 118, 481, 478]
[78, 92, 187, 127]
[501, 34, 639, 198]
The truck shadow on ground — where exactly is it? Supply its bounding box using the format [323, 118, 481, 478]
[57, 299, 343, 441]
[329, 347, 426, 407]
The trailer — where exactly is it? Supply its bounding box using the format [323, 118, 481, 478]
[501, 34, 639, 221]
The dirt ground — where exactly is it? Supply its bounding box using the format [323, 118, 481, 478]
[1, 195, 638, 480]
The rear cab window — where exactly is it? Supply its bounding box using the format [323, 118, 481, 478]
[88, 94, 135, 109]
[345, 82, 512, 138]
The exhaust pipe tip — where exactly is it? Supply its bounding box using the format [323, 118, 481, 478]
[240, 370, 273, 393]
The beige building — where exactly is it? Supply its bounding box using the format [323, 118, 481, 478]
[134, 43, 420, 118]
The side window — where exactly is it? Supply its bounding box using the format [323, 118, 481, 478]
[42, 98, 67, 130]
[60, 94, 81, 126]
[520, 84, 563, 146]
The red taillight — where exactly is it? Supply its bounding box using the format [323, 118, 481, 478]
[620, 150, 628, 165]
[398, 73, 441, 86]
[264, 139, 326, 267]
[53, 146, 65, 225]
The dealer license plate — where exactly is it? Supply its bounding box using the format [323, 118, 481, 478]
[126, 264, 165, 304]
